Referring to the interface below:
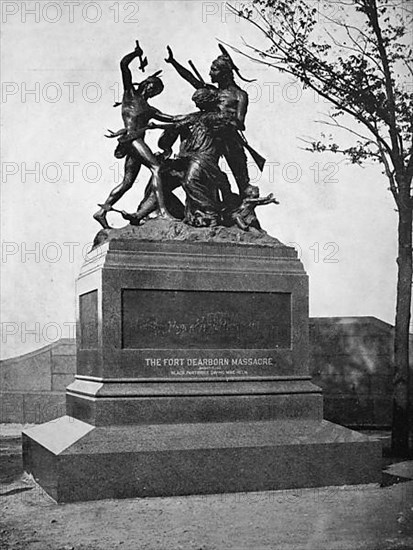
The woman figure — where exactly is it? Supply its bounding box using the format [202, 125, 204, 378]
[125, 88, 235, 228]
[94, 41, 177, 229]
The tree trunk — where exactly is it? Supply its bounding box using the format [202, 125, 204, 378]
[391, 193, 413, 456]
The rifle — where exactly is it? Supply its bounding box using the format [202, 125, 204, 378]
[188, 60, 206, 85]
[239, 132, 266, 172]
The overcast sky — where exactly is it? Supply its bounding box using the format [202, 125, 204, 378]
[0, 0, 406, 358]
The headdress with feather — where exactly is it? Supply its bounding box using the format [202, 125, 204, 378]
[216, 44, 256, 83]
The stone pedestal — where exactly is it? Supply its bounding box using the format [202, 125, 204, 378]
[23, 224, 381, 502]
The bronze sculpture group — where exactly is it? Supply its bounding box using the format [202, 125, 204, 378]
[94, 40, 278, 232]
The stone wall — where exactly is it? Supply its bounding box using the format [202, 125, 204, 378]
[0, 339, 75, 423]
[309, 317, 396, 428]
[1, 318, 411, 427]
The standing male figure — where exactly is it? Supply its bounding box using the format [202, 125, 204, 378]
[165, 46, 262, 198]
[93, 40, 178, 229]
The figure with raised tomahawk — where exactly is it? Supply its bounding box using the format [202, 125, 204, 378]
[93, 40, 181, 230]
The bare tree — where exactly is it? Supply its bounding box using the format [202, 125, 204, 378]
[226, 0, 412, 454]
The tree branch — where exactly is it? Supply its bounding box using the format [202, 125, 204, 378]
[315, 116, 374, 142]
[222, 37, 395, 161]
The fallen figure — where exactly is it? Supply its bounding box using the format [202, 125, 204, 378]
[227, 185, 279, 231]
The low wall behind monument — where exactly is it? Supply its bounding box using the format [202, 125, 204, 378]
[0, 339, 75, 424]
[310, 317, 413, 428]
[1, 318, 411, 427]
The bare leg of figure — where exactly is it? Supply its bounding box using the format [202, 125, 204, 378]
[123, 169, 184, 225]
[94, 155, 141, 229]
[122, 189, 157, 225]
[130, 138, 176, 221]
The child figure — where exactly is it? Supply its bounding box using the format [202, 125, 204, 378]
[230, 185, 279, 231]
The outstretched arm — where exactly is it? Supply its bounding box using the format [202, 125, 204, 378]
[147, 121, 176, 130]
[152, 108, 195, 123]
[246, 194, 279, 206]
[165, 46, 204, 90]
[120, 41, 143, 91]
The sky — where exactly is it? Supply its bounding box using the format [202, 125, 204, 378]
[0, 0, 407, 358]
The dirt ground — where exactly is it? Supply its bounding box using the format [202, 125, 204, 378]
[1, 428, 413, 550]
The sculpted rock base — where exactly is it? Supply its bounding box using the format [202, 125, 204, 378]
[92, 217, 282, 249]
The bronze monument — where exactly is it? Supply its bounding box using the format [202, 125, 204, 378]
[94, 40, 275, 236]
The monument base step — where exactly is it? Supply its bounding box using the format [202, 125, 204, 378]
[23, 416, 381, 502]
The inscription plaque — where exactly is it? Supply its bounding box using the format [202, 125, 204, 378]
[122, 289, 291, 349]
[79, 290, 98, 349]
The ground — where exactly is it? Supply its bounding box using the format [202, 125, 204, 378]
[1, 426, 413, 550]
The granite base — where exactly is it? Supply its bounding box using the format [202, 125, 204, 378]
[22, 231, 382, 502]
[23, 416, 381, 502]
